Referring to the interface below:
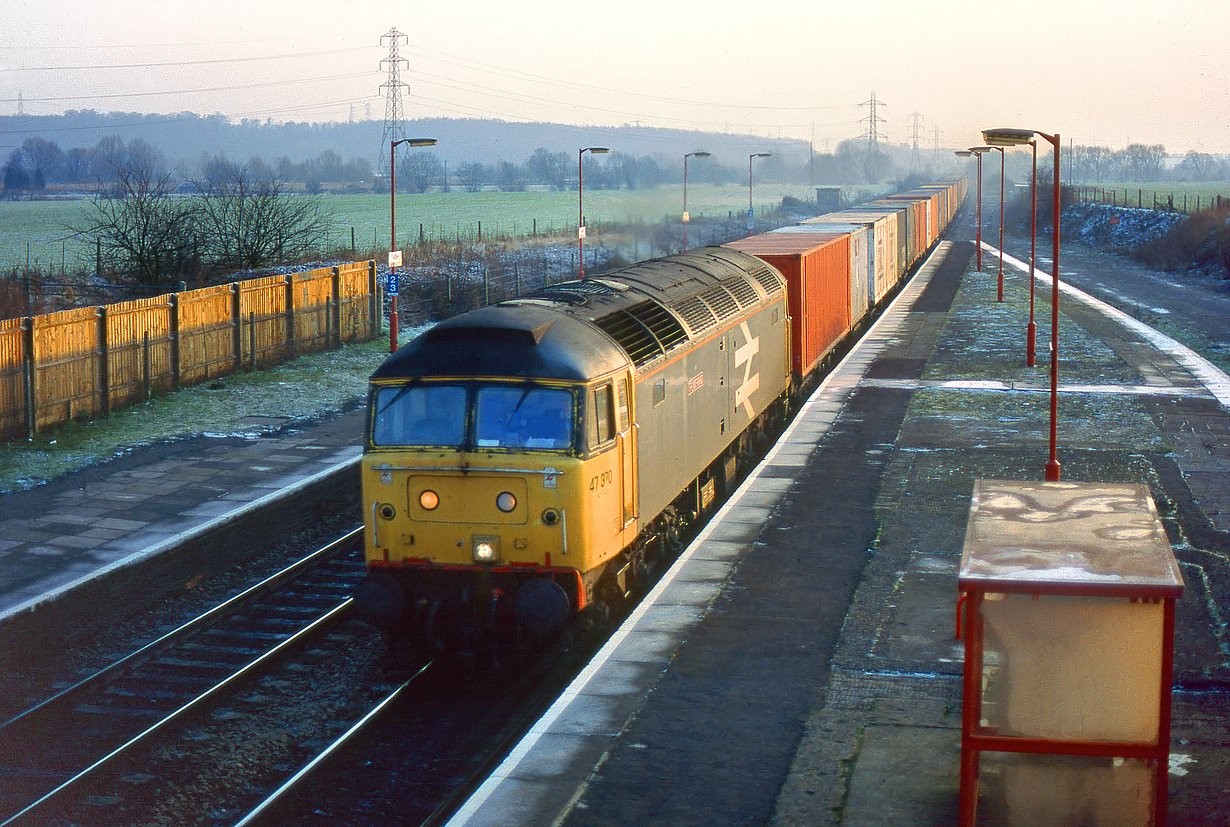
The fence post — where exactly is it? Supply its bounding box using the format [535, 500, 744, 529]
[351, 227, 356, 253]
[367, 260, 379, 340]
[22, 316, 35, 439]
[142, 332, 152, 402]
[284, 273, 296, 358]
[249, 311, 257, 370]
[231, 283, 243, 371]
[169, 292, 181, 390]
[331, 265, 342, 347]
[97, 306, 110, 418]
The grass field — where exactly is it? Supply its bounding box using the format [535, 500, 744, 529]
[0, 183, 834, 273]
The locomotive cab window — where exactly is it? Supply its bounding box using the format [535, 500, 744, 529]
[371, 383, 573, 451]
[475, 385, 574, 450]
[372, 384, 466, 447]
[589, 383, 615, 448]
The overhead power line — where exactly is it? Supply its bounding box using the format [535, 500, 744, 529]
[1, 72, 375, 104]
[5, 47, 373, 72]
[406, 44, 843, 114]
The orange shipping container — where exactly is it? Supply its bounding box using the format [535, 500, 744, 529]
[724, 232, 851, 379]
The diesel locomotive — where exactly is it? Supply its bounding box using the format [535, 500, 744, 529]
[355, 181, 965, 652]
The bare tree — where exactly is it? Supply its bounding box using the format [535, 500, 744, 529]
[496, 161, 525, 192]
[74, 160, 201, 286]
[195, 162, 334, 270]
[525, 148, 571, 190]
[456, 162, 486, 192]
[1111, 144, 1167, 182]
[397, 151, 443, 194]
[1173, 151, 1223, 182]
[1071, 144, 1120, 185]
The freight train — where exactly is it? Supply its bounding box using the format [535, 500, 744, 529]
[354, 180, 966, 654]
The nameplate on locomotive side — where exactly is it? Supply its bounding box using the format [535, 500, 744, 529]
[687, 372, 704, 395]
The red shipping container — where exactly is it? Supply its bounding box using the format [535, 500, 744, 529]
[724, 232, 851, 380]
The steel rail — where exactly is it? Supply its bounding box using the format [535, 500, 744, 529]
[233, 658, 436, 827]
[0, 526, 363, 734]
[0, 597, 355, 826]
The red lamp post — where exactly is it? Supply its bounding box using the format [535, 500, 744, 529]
[1026, 139, 1038, 366]
[577, 146, 610, 277]
[984, 127, 1063, 481]
[990, 145, 1006, 301]
[682, 150, 710, 251]
[388, 137, 437, 353]
[967, 147, 992, 270]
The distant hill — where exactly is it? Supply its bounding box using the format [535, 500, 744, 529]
[0, 110, 813, 173]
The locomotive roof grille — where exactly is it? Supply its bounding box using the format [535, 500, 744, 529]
[592, 300, 688, 368]
[698, 284, 742, 323]
[722, 275, 762, 309]
[671, 295, 719, 336]
[749, 264, 785, 296]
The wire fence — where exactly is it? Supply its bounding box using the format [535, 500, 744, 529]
[1069, 186, 1230, 215]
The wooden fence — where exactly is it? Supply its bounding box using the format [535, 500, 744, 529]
[0, 260, 379, 439]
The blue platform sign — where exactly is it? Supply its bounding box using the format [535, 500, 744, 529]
[386, 273, 398, 296]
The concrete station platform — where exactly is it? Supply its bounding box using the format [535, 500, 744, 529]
[1, 217, 1227, 824]
[0, 410, 363, 659]
[450, 227, 1230, 825]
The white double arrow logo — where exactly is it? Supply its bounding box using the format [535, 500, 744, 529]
[733, 321, 760, 418]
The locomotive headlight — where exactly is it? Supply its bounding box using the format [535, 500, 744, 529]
[496, 491, 517, 513]
[418, 489, 440, 511]
[472, 535, 500, 564]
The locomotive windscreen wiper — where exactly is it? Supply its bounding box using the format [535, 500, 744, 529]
[375, 380, 419, 415]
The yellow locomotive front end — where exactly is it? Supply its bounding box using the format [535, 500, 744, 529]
[354, 303, 639, 651]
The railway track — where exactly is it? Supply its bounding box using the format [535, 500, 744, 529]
[0, 263, 903, 823]
[0, 526, 387, 824]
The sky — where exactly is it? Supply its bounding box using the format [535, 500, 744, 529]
[3, 0, 1230, 156]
